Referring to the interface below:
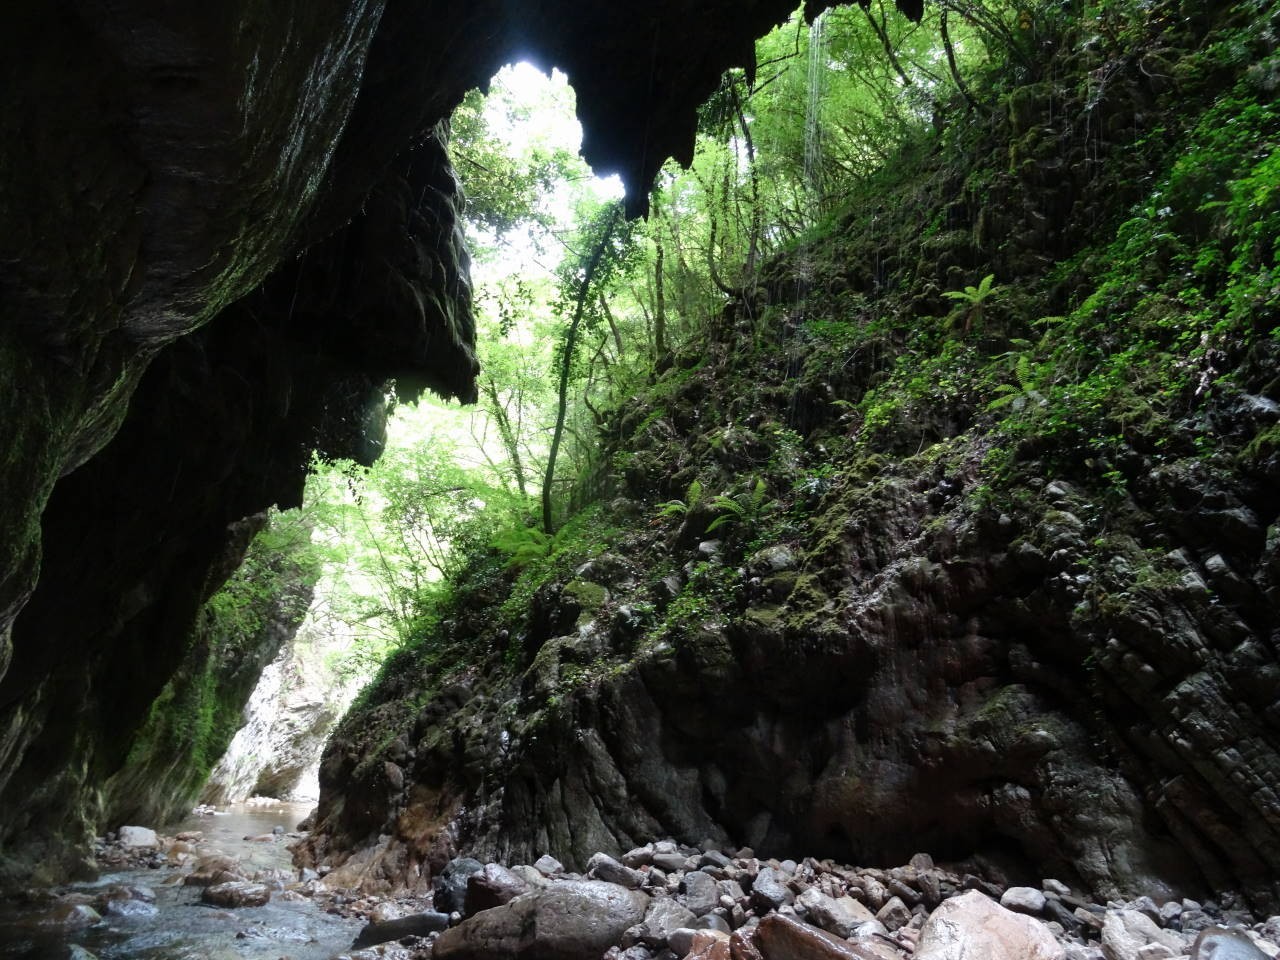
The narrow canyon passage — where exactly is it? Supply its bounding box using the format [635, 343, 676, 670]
[2, 1, 1279, 959]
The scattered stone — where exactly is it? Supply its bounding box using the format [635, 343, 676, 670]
[1044, 880, 1072, 897]
[1159, 901, 1183, 926]
[201, 881, 271, 908]
[686, 929, 731, 960]
[683, 871, 719, 917]
[1002, 886, 1048, 915]
[534, 854, 566, 877]
[433, 880, 650, 960]
[353, 911, 451, 948]
[635, 898, 698, 947]
[754, 913, 886, 960]
[68, 947, 99, 960]
[701, 851, 733, 870]
[1101, 910, 1185, 960]
[1129, 897, 1161, 924]
[797, 888, 875, 939]
[654, 852, 691, 873]
[751, 867, 795, 913]
[874, 896, 911, 932]
[624, 846, 656, 869]
[591, 852, 646, 890]
[915, 891, 1064, 960]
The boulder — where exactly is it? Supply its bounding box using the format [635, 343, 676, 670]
[435, 857, 485, 914]
[433, 879, 650, 960]
[201, 881, 271, 908]
[116, 825, 159, 848]
[915, 890, 1064, 960]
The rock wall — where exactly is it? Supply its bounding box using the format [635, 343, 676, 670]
[102, 514, 319, 831]
[299, 0, 1280, 913]
[202, 587, 367, 806]
[1, 0, 920, 889]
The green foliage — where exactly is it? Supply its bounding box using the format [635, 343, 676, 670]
[706, 477, 770, 533]
[657, 478, 705, 518]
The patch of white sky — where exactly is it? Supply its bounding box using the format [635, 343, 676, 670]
[385, 61, 622, 453]
[469, 61, 625, 286]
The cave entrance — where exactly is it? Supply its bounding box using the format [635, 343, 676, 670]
[198, 61, 625, 807]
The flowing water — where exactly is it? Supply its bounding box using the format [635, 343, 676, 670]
[0, 802, 362, 960]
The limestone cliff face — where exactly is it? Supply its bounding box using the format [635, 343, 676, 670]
[300, 1, 1280, 912]
[0, 0, 880, 887]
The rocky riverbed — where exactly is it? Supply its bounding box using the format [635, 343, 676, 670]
[3, 817, 1276, 960]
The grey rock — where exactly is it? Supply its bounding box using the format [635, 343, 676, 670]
[1002, 886, 1047, 915]
[1183, 911, 1214, 934]
[117, 825, 159, 848]
[693, 914, 731, 935]
[466, 863, 530, 915]
[1043, 879, 1071, 897]
[718, 879, 746, 902]
[668, 928, 696, 957]
[914, 891, 1064, 960]
[534, 854, 565, 877]
[1191, 927, 1269, 960]
[434, 880, 650, 960]
[637, 898, 699, 947]
[653, 852, 690, 873]
[852, 919, 890, 940]
[354, 911, 451, 948]
[201, 881, 270, 908]
[1129, 897, 1161, 924]
[102, 897, 159, 918]
[591, 852, 646, 890]
[1158, 901, 1183, 926]
[700, 850, 733, 870]
[875, 896, 912, 932]
[435, 857, 485, 914]
[682, 871, 719, 917]
[624, 846, 656, 869]
[796, 888, 874, 939]
[750, 867, 794, 913]
[1101, 910, 1185, 960]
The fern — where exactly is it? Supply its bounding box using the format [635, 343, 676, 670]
[656, 478, 705, 519]
[491, 524, 554, 569]
[706, 477, 768, 533]
[942, 273, 1000, 332]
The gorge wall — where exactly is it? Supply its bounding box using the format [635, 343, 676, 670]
[0, 0, 892, 887]
[299, 0, 1280, 914]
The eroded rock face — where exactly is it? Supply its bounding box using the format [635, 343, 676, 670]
[2, 0, 881, 887]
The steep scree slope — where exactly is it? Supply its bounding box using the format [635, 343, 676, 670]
[302, 1, 1280, 912]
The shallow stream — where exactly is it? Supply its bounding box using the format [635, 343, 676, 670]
[0, 802, 362, 960]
